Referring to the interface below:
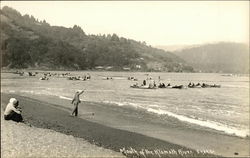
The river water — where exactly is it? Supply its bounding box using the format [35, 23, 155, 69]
[1, 71, 249, 138]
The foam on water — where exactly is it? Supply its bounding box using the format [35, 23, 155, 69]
[102, 101, 144, 108]
[59, 96, 72, 100]
[93, 99, 249, 138]
[147, 108, 249, 138]
[19, 89, 60, 96]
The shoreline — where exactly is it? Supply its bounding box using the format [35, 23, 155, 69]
[1, 111, 124, 158]
[2, 93, 249, 157]
[1, 93, 217, 158]
[3, 90, 249, 139]
[1, 69, 250, 75]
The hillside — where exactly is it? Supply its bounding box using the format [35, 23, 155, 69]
[0, 6, 193, 72]
[155, 44, 199, 52]
[171, 42, 249, 73]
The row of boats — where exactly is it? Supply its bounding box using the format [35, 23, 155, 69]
[188, 82, 221, 88]
[13, 71, 92, 81]
[67, 75, 91, 81]
[14, 71, 71, 77]
[13, 71, 221, 89]
[131, 82, 221, 89]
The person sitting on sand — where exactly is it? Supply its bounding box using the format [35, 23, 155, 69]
[4, 98, 23, 122]
[71, 90, 84, 116]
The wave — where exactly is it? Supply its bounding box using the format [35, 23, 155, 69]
[98, 100, 249, 138]
[102, 101, 144, 108]
[50, 95, 250, 138]
[19, 90, 62, 96]
[147, 108, 249, 138]
[59, 96, 72, 100]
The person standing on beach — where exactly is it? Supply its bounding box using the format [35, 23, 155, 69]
[4, 98, 23, 122]
[71, 90, 84, 116]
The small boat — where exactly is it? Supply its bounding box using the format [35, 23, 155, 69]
[130, 85, 157, 89]
[188, 85, 195, 88]
[67, 76, 86, 81]
[39, 77, 49, 80]
[188, 83, 221, 88]
[128, 77, 138, 81]
[210, 84, 221, 88]
[102, 77, 113, 80]
[158, 86, 166, 88]
[172, 85, 184, 89]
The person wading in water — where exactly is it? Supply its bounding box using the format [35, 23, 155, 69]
[71, 90, 84, 117]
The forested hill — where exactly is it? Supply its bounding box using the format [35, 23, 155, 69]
[0, 6, 193, 72]
[172, 42, 249, 73]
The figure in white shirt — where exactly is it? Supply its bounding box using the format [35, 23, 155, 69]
[4, 98, 23, 122]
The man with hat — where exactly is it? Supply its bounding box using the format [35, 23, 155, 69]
[71, 90, 84, 116]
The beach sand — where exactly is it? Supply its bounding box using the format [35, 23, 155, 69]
[1, 111, 124, 158]
[1, 93, 249, 157]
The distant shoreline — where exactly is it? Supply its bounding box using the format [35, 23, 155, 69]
[1, 68, 249, 75]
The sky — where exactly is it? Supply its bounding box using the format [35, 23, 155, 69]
[1, 1, 249, 46]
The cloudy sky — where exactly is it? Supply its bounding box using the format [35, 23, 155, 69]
[1, 1, 249, 46]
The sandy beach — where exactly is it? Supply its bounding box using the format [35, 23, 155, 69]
[1, 93, 221, 158]
[1, 110, 124, 158]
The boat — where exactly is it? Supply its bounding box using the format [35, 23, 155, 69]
[188, 85, 202, 88]
[67, 76, 87, 81]
[188, 83, 221, 88]
[172, 85, 184, 89]
[130, 85, 157, 89]
[210, 84, 221, 88]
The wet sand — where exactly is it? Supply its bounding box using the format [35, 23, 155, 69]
[1, 93, 249, 157]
